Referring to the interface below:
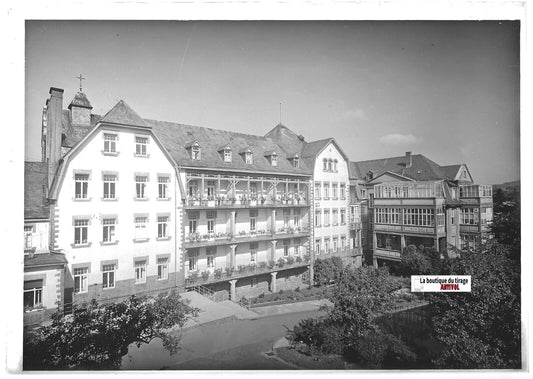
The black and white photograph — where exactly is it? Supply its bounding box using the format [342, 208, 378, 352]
[5, 0, 527, 374]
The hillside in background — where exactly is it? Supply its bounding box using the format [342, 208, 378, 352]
[493, 180, 520, 192]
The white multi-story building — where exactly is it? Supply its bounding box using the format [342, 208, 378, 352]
[44, 89, 182, 307]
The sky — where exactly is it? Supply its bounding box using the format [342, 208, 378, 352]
[25, 20, 520, 185]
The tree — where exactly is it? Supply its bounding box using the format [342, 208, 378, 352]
[313, 256, 344, 286]
[288, 266, 415, 368]
[398, 245, 440, 276]
[490, 186, 520, 260]
[24, 290, 199, 370]
[429, 241, 521, 368]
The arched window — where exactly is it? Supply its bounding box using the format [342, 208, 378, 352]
[333, 159, 338, 172]
[323, 158, 328, 171]
[328, 159, 333, 172]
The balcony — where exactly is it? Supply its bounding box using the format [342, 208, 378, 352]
[184, 195, 309, 210]
[185, 255, 311, 287]
[374, 182, 444, 199]
[459, 185, 493, 199]
[183, 226, 311, 249]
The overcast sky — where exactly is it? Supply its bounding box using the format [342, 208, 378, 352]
[25, 21, 520, 184]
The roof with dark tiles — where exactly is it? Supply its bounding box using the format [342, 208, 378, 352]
[146, 119, 311, 175]
[440, 164, 463, 180]
[24, 252, 68, 268]
[99, 100, 149, 128]
[351, 154, 449, 182]
[68, 91, 93, 110]
[24, 161, 49, 220]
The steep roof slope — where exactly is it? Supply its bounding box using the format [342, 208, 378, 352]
[146, 119, 311, 175]
[24, 161, 49, 220]
[440, 164, 463, 180]
[352, 154, 448, 181]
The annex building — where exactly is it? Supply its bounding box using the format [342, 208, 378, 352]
[23, 86, 492, 324]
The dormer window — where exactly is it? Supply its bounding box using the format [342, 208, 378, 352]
[289, 155, 299, 168]
[245, 152, 253, 164]
[192, 146, 201, 160]
[271, 154, 278, 166]
[224, 148, 232, 163]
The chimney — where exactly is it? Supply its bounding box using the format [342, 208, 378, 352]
[68, 91, 93, 126]
[45, 87, 64, 189]
[405, 151, 412, 168]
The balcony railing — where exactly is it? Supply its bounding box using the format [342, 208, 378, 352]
[184, 227, 311, 248]
[185, 255, 311, 286]
[185, 194, 309, 208]
[374, 182, 444, 199]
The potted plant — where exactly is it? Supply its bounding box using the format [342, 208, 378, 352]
[237, 265, 246, 274]
[248, 263, 256, 272]
[259, 261, 267, 269]
[201, 270, 210, 281]
[225, 266, 234, 277]
[214, 268, 223, 279]
[295, 256, 303, 263]
[277, 258, 285, 268]
[287, 256, 295, 265]
[268, 260, 276, 269]
[260, 195, 266, 204]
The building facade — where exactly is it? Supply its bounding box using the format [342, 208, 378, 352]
[25, 86, 492, 312]
[351, 152, 493, 265]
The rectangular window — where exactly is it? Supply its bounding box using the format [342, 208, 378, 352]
[24, 280, 43, 309]
[323, 183, 330, 199]
[340, 209, 346, 225]
[158, 258, 169, 280]
[340, 184, 346, 200]
[245, 152, 253, 164]
[135, 136, 148, 156]
[134, 216, 148, 240]
[403, 208, 435, 227]
[324, 238, 331, 253]
[206, 253, 215, 268]
[375, 208, 402, 225]
[341, 236, 346, 251]
[271, 155, 278, 166]
[103, 175, 116, 199]
[283, 240, 290, 257]
[207, 182, 216, 197]
[315, 183, 321, 199]
[224, 149, 232, 162]
[75, 174, 89, 199]
[157, 216, 169, 238]
[189, 253, 198, 271]
[192, 146, 201, 160]
[332, 209, 339, 226]
[315, 239, 321, 255]
[102, 218, 116, 243]
[250, 242, 258, 263]
[74, 267, 88, 293]
[188, 183, 198, 197]
[332, 184, 338, 199]
[333, 237, 338, 252]
[294, 241, 300, 257]
[207, 211, 216, 234]
[324, 210, 330, 226]
[315, 210, 321, 227]
[293, 209, 300, 228]
[74, 219, 89, 245]
[189, 220, 197, 234]
[158, 176, 169, 199]
[24, 225, 33, 249]
[102, 264, 116, 289]
[103, 133, 117, 153]
[461, 208, 479, 225]
[135, 176, 148, 199]
[283, 210, 290, 228]
[134, 260, 147, 284]
[250, 217, 257, 232]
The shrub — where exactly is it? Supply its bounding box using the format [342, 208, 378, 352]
[201, 271, 210, 281]
[259, 261, 267, 269]
[277, 258, 285, 268]
[295, 286, 300, 292]
[214, 268, 223, 279]
[287, 256, 295, 265]
[189, 271, 199, 284]
[295, 256, 303, 263]
[225, 267, 234, 277]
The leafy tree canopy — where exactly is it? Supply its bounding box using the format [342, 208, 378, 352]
[490, 186, 520, 260]
[429, 241, 521, 368]
[313, 256, 344, 287]
[24, 290, 199, 370]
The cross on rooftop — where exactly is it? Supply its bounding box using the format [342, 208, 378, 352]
[76, 74, 85, 92]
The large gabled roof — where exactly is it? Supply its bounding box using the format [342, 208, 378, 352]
[99, 100, 149, 128]
[441, 164, 464, 181]
[352, 154, 448, 182]
[146, 119, 311, 175]
[24, 161, 49, 220]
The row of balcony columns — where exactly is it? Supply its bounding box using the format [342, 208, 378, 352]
[228, 209, 286, 237]
[228, 271, 278, 301]
[228, 240, 278, 269]
[186, 173, 308, 200]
